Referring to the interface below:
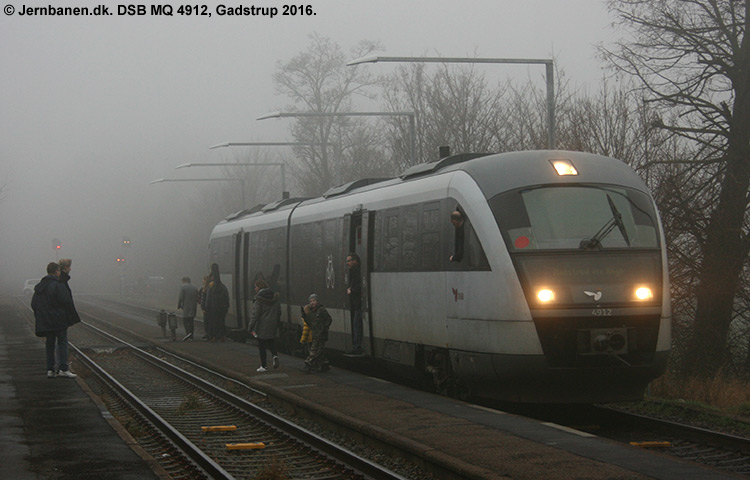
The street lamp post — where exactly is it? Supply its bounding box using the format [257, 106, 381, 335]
[176, 162, 288, 200]
[348, 55, 556, 150]
[150, 177, 247, 209]
[207, 141, 324, 199]
[257, 110, 417, 165]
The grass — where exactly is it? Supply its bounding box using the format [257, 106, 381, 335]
[175, 394, 205, 415]
[648, 370, 750, 418]
[124, 418, 147, 439]
[606, 372, 750, 437]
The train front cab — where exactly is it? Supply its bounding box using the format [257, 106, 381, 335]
[474, 158, 670, 403]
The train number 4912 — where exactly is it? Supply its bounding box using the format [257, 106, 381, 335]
[592, 308, 613, 316]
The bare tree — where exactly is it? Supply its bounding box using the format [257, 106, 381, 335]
[560, 79, 641, 161]
[602, 0, 750, 377]
[382, 62, 583, 165]
[272, 33, 383, 195]
[383, 63, 507, 168]
[498, 77, 553, 152]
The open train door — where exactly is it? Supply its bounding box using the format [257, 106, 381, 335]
[226, 230, 250, 340]
[346, 209, 374, 356]
[231, 231, 243, 329]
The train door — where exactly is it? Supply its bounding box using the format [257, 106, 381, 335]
[232, 231, 244, 329]
[446, 203, 468, 323]
[241, 231, 250, 328]
[346, 209, 374, 355]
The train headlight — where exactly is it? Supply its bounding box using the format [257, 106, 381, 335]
[634, 286, 654, 301]
[549, 159, 578, 176]
[537, 289, 556, 303]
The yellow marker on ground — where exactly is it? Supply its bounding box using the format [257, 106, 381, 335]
[201, 425, 237, 432]
[629, 441, 672, 448]
[226, 442, 266, 450]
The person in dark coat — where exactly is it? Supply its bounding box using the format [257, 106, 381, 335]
[31, 262, 77, 378]
[449, 210, 465, 262]
[303, 294, 332, 373]
[247, 279, 281, 372]
[178, 276, 199, 341]
[198, 275, 211, 340]
[205, 263, 230, 342]
[58, 258, 81, 328]
[346, 253, 363, 355]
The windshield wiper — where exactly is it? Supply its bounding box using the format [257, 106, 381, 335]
[579, 194, 631, 250]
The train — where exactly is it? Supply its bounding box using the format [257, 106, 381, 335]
[208, 150, 671, 403]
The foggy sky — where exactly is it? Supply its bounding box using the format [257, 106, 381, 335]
[0, 0, 615, 295]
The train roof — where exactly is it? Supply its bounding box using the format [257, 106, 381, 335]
[218, 150, 648, 224]
[449, 150, 649, 199]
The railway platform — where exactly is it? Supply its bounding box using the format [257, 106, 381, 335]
[4, 295, 744, 480]
[0, 298, 163, 479]
[77, 297, 744, 480]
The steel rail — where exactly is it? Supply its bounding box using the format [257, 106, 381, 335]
[71, 341, 236, 480]
[596, 405, 750, 455]
[16, 297, 233, 480]
[81, 319, 410, 480]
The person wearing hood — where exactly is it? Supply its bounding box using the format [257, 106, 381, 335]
[247, 279, 281, 372]
[205, 263, 230, 342]
[31, 262, 77, 378]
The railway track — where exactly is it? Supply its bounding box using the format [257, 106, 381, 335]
[71, 296, 750, 478]
[505, 401, 750, 477]
[22, 299, 412, 480]
[593, 404, 750, 477]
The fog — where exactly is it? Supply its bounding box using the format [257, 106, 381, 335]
[0, 0, 615, 296]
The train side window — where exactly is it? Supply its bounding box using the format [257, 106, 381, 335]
[421, 202, 441, 270]
[449, 207, 466, 263]
[325, 219, 337, 249]
[466, 226, 489, 269]
[449, 202, 489, 271]
[383, 209, 400, 270]
[402, 205, 420, 270]
[210, 240, 219, 264]
[373, 214, 382, 271]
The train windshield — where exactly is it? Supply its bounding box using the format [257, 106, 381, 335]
[489, 185, 659, 252]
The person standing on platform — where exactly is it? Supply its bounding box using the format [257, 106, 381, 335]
[58, 258, 81, 330]
[198, 275, 211, 340]
[31, 262, 77, 378]
[303, 294, 332, 373]
[247, 279, 281, 372]
[177, 276, 199, 341]
[346, 253, 363, 355]
[205, 263, 230, 342]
